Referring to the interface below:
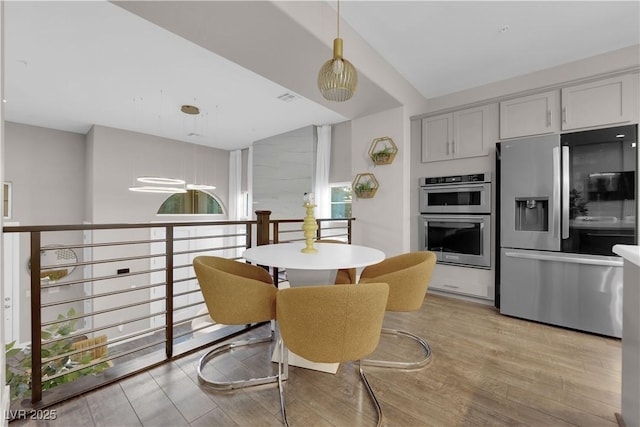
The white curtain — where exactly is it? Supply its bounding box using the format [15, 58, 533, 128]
[247, 146, 253, 219]
[228, 149, 242, 220]
[315, 125, 332, 219]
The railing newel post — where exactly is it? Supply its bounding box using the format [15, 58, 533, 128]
[316, 219, 322, 240]
[255, 210, 271, 246]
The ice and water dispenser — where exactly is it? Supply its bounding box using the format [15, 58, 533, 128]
[514, 197, 548, 231]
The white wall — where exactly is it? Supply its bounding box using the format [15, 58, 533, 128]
[4, 123, 88, 341]
[5, 122, 86, 225]
[87, 125, 229, 223]
[330, 121, 351, 184]
[350, 107, 406, 256]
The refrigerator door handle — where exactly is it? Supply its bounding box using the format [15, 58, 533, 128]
[562, 146, 570, 239]
[503, 251, 623, 267]
[552, 146, 560, 238]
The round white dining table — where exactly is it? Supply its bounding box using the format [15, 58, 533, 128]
[242, 241, 385, 286]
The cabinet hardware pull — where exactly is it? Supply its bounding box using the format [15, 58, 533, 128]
[452, 140, 455, 154]
[547, 109, 551, 127]
[562, 107, 567, 123]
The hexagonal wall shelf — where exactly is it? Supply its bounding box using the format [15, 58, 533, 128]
[368, 136, 398, 165]
[352, 173, 379, 199]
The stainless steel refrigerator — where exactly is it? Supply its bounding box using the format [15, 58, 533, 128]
[496, 125, 637, 338]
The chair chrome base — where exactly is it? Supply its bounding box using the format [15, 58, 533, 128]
[197, 329, 280, 391]
[361, 327, 432, 369]
[277, 339, 382, 427]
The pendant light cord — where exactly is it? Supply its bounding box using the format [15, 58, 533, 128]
[336, 0, 340, 38]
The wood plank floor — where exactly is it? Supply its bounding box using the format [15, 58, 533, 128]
[9, 294, 622, 427]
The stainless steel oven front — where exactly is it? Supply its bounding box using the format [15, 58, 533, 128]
[419, 174, 491, 214]
[420, 214, 491, 268]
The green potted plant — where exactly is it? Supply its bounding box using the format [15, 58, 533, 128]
[371, 146, 393, 164]
[368, 137, 397, 165]
[5, 307, 111, 402]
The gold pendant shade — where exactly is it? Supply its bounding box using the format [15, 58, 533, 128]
[318, 38, 358, 102]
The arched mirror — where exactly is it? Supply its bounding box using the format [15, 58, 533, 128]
[29, 246, 79, 283]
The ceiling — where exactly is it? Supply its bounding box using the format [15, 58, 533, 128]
[4, 1, 639, 151]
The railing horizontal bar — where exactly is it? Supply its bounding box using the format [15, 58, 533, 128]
[277, 229, 304, 235]
[319, 226, 349, 231]
[43, 311, 168, 346]
[176, 324, 230, 342]
[318, 217, 355, 223]
[4, 220, 257, 233]
[172, 312, 210, 327]
[172, 244, 246, 256]
[102, 326, 167, 347]
[276, 238, 306, 243]
[173, 276, 196, 285]
[42, 283, 165, 308]
[42, 341, 110, 364]
[42, 358, 113, 382]
[42, 325, 168, 364]
[174, 300, 205, 312]
[270, 219, 304, 224]
[40, 253, 165, 271]
[173, 288, 201, 299]
[173, 233, 246, 242]
[42, 298, 167, 328]
[40, 239, 167, 252]
[40, 269, 166, 290]
[42, 339, 167, 382]
[172, 322, 225, 340]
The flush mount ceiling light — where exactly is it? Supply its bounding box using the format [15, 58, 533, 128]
[137, 176, 186, 185]
[317, 0, 357, 102]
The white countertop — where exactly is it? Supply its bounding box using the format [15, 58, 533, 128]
[613, 245, 640, 267]
[243, 242, 385, 270]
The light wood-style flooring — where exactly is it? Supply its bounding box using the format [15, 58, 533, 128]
[10, 294, 622, 426]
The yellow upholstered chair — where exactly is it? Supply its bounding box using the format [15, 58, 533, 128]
[358, 251, 437, 369]
[276, 282, 389, 427]
[315, 239, 357, 284]
[193, 256, 279, 390]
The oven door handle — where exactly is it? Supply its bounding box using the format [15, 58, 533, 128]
[420, 184, 488, 193]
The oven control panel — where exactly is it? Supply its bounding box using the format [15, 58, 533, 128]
[420, 173, 490, 186]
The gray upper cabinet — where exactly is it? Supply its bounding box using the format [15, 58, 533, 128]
[421, 113, 452, 162]
[499, 90, 560, 139]
[561, 74, 639, 131]
[421, 103, 497, 163]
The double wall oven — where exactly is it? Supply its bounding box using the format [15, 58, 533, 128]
[419, 173, 491, 268]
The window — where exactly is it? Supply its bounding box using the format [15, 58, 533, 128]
[330, 183, 352, 219]
[157, 190, 224, 215]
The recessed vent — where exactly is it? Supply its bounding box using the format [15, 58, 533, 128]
[277, 92, 299, 102]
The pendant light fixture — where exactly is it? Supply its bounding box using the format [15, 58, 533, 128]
[129, 185, 187, 194]
[317, 0, 357, 102]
